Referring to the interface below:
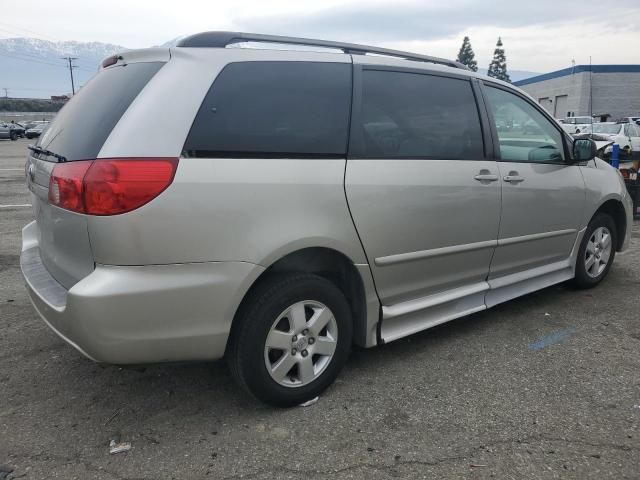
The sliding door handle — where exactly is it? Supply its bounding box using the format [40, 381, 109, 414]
[474, 174, 499, 182]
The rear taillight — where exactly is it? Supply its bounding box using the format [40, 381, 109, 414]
[48, 161, 92, 212]
[48, 158, 178, 215]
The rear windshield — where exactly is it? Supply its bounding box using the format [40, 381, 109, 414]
[37, 62, 163, 161]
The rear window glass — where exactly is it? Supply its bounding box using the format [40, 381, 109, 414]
[183, 61, 352, 158]
[37, 62, 163, 161]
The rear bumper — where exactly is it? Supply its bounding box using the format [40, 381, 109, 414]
[21, 221, 264, 364]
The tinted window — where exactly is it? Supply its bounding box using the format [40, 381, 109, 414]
[38, 62, 163, 161]
[183, 62, 351, 157]
[485, 86, 565, 163]
[354, 70, 484, 159]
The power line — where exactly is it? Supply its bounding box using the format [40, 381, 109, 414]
[61, 56, 78, 95]
[0, 51, 67, 67]
[0, 44, 60, 62]
[0, 21, 62, 43]
[2, 86, 64, 92]
[0, 50, 97, 73]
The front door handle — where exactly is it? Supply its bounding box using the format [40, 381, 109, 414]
[503, 175, 525, 184]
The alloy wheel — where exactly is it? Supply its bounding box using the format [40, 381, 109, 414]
[264, 300, 338, 388]
[585, 226, 612, 278]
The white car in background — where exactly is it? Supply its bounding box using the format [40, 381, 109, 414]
[561, 116, 594, 135]
[592, 122, 640, 157]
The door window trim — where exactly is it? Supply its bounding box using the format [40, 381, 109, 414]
[347, 65, 489, 160]
[479, 80, 573, 164]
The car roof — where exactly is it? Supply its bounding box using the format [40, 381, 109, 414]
[173, 31, 515, 89]
[177, 31, 467, 70]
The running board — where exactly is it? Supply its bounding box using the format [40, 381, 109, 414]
[379, 259, 576, 344]
[485, 260, 573, 308]
[380, 283, 488, 343]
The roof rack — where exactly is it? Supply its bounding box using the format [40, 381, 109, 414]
[176, 31, 468, 70]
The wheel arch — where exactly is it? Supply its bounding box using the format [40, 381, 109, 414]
[226, 246, 374, 354]
[592, 198, 627, 251]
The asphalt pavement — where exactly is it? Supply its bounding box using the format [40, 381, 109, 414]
[1, 137, 639, 479]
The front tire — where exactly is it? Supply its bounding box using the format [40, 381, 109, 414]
[573, 213, 617, 289]
[227, 273, 352, 407]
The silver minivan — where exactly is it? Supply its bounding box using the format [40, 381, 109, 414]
[21, 32, 632, 406]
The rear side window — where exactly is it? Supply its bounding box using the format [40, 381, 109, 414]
[353, 70, 484, 159]
[183, 62, 352, 158]
[38, 62, 163, 161]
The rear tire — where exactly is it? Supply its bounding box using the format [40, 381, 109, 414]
[572, 213, 617, 289]
[227, 273, 352, 407]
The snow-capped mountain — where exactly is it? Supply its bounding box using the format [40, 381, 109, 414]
[0, 38, 127, 99]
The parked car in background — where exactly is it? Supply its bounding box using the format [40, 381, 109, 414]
[21, 31, 633, 407]
[592, 122, 640, 157]
[25, 123, 49, 139]
[620, 117, 640, 126]
[5, 121, 26, 138]
[561, 116, 594, 134]
[0, 123, 18, 140]
[22, 120, 50, 130]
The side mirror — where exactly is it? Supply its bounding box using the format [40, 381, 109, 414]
[573, 138, 597, 162]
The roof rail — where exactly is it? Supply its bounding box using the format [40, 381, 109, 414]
[176, 31, 469, 70]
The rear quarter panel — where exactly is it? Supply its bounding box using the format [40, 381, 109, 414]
[91, 48, 366, 267]
[87, 157, 368, 266]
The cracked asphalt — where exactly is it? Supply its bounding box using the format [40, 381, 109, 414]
[1, 138, 639, 479]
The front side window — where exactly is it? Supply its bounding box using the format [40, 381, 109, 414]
[485, 86, 565, 163]
[355, 70, 484, 159]
[183, 61, 352, 157]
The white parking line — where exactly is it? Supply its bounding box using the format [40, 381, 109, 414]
[0, 204, 31, 208]
[0, 168, 24, 171]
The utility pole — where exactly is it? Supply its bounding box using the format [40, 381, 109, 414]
[589, 55, 593, 121]
[61, 56, 78, 95]
[2, 88, 8, 98]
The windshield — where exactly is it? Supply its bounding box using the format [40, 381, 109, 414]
[592, 124, 621, 134]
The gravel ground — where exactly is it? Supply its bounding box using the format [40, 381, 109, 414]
[1, 138, 639, 479]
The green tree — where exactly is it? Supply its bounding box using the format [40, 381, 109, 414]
[456, 36, 478, 72]
[487, 37, 511, 83]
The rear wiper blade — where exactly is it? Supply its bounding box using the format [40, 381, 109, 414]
[28, 144, 67, 163]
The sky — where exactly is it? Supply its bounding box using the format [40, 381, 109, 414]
[1, 0, 640, 72]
